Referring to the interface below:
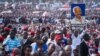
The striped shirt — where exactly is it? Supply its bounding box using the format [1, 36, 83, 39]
[3, 36, 21, 52]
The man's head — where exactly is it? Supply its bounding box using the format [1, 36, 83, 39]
[12, 28, 17, 34]
[83, 33, 90, 41]
[55, 34, 62, 45]
[37, 40, 44, 47]
[41, 27, 46, 33]
[12, 48, 20, 56]
[74, 30, 79, 37]
[10, 30, 16, 39]
[41, 36, 48, 44]
[64, 45, 72, 56]
[23, 31, 28, 39]
[24, 45, 32, 56]
[73, 6, 82, 18]
[92, 33, 97, 38]
[50, 32, 55, 40]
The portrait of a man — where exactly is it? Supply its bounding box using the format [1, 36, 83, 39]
[71, 4, 86, 24]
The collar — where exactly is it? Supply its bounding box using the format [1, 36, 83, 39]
[74, 16, 85, 23]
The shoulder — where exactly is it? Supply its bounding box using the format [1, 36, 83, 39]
[71, 18, 79, 24]
[80, 41, 86, 46]
[31, 42, 36, 47]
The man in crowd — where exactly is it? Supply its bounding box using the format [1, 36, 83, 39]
[51, 31, 64, 56]
[79, 33, 90, 56]
[64, 45, 72, 56]
[3, 30, 21, 55]
[24, 45, 32, 56]
[21, 31, 33, 56]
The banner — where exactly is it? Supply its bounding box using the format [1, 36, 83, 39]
[71, 4, 86, 29]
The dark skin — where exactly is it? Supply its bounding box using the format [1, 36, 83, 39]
[48, 44, 55, 56]
[23, 31, 28, 39]
[50, 32, 55, 40]
[37, 48, 45, 56]
[56, 38, 62, 46]
[55, 34, 63, 46]
[37, 40, 44, 48]
[10, 31, 16, 39]
[3, 31, 16, 56]
[74, 30, 79, 37]
[41, 36, 48, 44]
[24, 47, 32, 56]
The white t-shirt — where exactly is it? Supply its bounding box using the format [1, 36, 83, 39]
[51, 41, 63, 56]
[46, 39, 55, 45]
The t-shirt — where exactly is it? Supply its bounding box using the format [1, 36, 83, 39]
[31, 42, 47, 54]
[3, 36, 21, 52]
[51, 41, 63, 56]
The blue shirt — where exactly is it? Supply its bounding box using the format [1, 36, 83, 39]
[3, 36, 21, 52]
[31, 42, 47, 53]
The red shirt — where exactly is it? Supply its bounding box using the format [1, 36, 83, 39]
[0, 35, 4, 42]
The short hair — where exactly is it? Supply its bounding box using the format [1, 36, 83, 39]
[64, 45, 71, 50]
[24, 45, 32, 50]
[83, 33, 90, 41]
[9, 30, 16, 35]
[7, 24, 12, 29]
[73, 6, 81, 14]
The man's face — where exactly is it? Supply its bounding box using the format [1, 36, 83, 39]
[74, 31, 79, 37]
[23, 32, 28, 39]
[65, 47, 72, 56]
[74, 7, 82, 17]
[56, 36, 62, 45]
[10, 32, 16, 39]
[25, 48, 32, 55]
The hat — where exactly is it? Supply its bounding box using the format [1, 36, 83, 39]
[54, 30, 61, 34]
[4, 27, 11, 31]
[55, 34, 62, 40]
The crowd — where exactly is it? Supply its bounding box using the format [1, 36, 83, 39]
[0, 1, 99, 56]
[0, 16, 99, 56]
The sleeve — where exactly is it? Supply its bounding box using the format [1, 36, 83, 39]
[3, 37, 9, 45]
[31, 43, 37, 54]
[79, 30, 86, 39]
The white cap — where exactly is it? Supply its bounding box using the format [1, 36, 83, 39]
[54, 30, 61, 34]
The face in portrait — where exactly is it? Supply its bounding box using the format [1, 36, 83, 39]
[73, 6, 82, 20]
